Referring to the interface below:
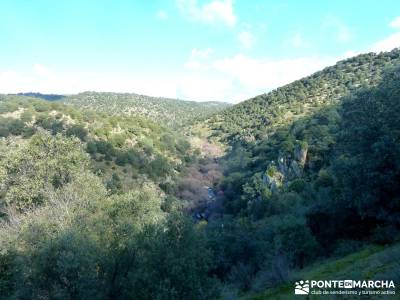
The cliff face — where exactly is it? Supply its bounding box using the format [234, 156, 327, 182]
[263, 143, 308, 192]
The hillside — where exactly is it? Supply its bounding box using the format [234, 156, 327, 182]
[247, 243, 400, 299]
[16, 92, 65, 101]
[0, 50, 399, 299]
[62, 91, 230, 129]
[209, 49, 400, 143]
[0, 93, 224, 299]
[3, 1, 400, 299]
[200, 49, 400, 297]
[0, 95, 193, 193]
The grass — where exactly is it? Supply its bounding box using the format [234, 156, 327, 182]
[244, 243, 400, 300]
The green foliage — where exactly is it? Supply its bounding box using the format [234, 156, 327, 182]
[106, 173, 122, 194]
[210, 49, 400, 143]
[0, 127, 215, 298]
[1, 49, 400, 299]
[0, 95, 195, 191]
[63, 91, 230, 129]
[0, 118, 31, 138]
[263, 215, 319, 268]
[202, 50, 400, 294]
[0, 181, 217, 299]
[148, 154, 172, 179]
[0, 132, 89, 210]
[249, 243, 400, 299]
[65, 124, 88, 141]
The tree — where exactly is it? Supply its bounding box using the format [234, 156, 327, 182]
[0, 132, 89, 210]
[66, 125, 88, 141]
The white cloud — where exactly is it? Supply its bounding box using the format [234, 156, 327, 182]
[369, 17, 400, 52]
[191, 48, 214, 58]
[341, 50, 360, 59]
[184, 60, 203, 70]
[213, 54, 335, 92]
[0, 71, 33, 92]
[156, 10, 168, 20]
[287, 32, 310, 49]
[291, 33, 303, 48]
[177, 0, 236, 27]
[184, 48, 214, 70]
[6, 29, 400, 103]
[389, 16, 400, 29]
[238, 31, 255, 49]
[181, 48, 340, 102]
[0, 53, 338, 103]
[337, 27, 350, 43]
[176, 74, 233, 101]
[322, 16, 351, 43]
[371, 32, 400, 53]
[34, 63, 52, 77]
[0, 68, 179, 99]
[182, 53, 336, 103]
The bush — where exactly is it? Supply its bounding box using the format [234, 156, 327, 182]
[66, 125, 88, 141]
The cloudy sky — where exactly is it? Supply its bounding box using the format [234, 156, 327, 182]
[1, 0, 400, 102]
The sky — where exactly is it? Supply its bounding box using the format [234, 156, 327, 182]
[0, 0, 400, 103]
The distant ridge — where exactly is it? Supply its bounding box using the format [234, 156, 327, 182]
[62, 91, 231, 128]
[16, 92, 66, 101]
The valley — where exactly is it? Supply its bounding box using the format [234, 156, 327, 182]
[1, 48, 400, 299]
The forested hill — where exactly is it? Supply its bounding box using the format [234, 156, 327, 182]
[62, 91, 230, 129]
[0, 94, 219, 299]
[203, 49, 400, 297]
[1, 50, 400, 299]
[0, 95, 194, 193]
[17, 92, 65, 101]
[209, 49, 400, 143]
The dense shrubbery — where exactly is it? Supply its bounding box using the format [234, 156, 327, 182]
[1, 50, 400, 298]
[210, 49, 400, 144]
[0, 133, 218, 299]
[63, 91, 230, 129]
[0, 96, 193, 191]
[0, 133, 89, 210]
[206, 61, 400, 292]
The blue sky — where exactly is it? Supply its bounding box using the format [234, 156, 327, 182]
[1, 0, 400, 102]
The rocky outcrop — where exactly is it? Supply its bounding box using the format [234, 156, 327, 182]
[262, 142, 308, 192]
[294, 143, 308, 167]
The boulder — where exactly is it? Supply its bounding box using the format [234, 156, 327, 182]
[294, 143, 308, 167]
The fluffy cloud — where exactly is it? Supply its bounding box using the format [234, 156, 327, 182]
[184, 48, 214, 70]
[290, 32, 311, 48]
[0, 66, 179, 99]
[181, 49, 339, 102]
[190, 48, 214, 58]
[322, 16, 351, 43]
[0, 53, 338, 103]
[213, 54, 335, 92]
[176, 74, 233, 101]
[4, 21, 400, 104]
[0, 71, 33, 92]
[370, 17, 400, 52]
[238, 31, 255, 49]
[0, 53, 337, 103]
[33, 63, 52, 77]
[371, 32, 400, 52]
[177, 0, 236, 27]
[389, 16, 400, 29]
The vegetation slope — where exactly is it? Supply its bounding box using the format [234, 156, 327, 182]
[0, 49, 400, 299]
[0, 95, 195, 193]
[63, 91, 230, 129]
[202, 49, 400, 297]
[0, 94, 219, 299]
